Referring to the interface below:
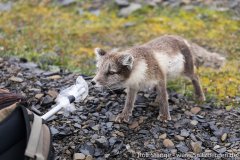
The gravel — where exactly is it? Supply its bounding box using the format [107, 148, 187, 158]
[1, 58, 240, 159]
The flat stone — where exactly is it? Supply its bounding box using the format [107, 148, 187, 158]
[19, 62, 38, 69]
[215, 147, 227, 154]
[119, 3, 142, 17]
[221, 133, 228, 142]
[170, 149, 178, 155]
[114, 131, 124, 137]
[9, 76, 23, 82]
[191, 107, 201, 114]
[176, 142, 189, 153]
[0, 2, 12, 12]
[106, 122, 113, 128]
[163, 139, 175, 149]
[129, 121, 139, 129]
[35, 93, 44, 99]
[213, 145, 220, 149]
[190, 120, 198, 126]
[85, 155, 93, 160]
[29, 88, 41, 92]
[47, 90, 58, 99]
[66, 150, 71, 155]
[95, 136, 108, 148]
[74, 123, 81, 129]
[73, 153, 85, 160]
[91, 124, 100, 131]
[191, 141, 202, 154]
[180, 129, 190, 137]
[50, 126, 59, 135]
[57, 0, 76, 6]
[159, 133, 167, 139]
[41, 95, 54, 106]
[47, 75, 61, 80]
[115, 0, 129, 7]
[109, 137, 117, 146]
[175, 135, 185, 141]
[80, 143, 95, 156]
[147, 144, 156, 149]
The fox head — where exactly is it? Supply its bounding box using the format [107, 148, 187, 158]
[91, 48, 134, 89]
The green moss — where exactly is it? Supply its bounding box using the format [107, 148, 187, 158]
[0, 1, 239, 103]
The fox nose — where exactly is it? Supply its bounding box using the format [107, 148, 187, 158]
[91, 80, 96, 85]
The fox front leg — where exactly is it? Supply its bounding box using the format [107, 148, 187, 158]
[156, 80, 171, 122]
[115, 87, 137, 123]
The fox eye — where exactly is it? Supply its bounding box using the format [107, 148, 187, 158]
[108, 70, 117, 75]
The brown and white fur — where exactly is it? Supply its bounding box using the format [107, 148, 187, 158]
[92, 35, 225, 123]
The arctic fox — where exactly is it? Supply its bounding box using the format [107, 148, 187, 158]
[91, 35, 225, 123]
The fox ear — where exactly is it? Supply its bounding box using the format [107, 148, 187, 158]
[95, 48, 106, 59]
[120, 54, 134, 69]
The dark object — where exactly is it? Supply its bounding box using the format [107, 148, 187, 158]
[68, 95, 75, 103]
[0, 89, 23, 109]
[0, 90, 54, 160]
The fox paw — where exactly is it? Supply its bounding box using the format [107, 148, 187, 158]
[196, 95, 206, 102]
[115, 112, 130, 123]
[157, 114, 171, 122]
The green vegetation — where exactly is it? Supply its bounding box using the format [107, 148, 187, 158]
[0, 1, 239, 105]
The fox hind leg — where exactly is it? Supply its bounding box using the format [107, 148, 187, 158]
[187, 73, 206, 102]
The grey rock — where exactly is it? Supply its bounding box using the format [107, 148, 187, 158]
[9, 76, 23, 83]
[105, 111, 116, 122]
[57, 0, 76, 6]
[73, 153, 85, 160]
[170, 148, 178, 155]
[91, 124, 100, 131]
[210, 137, 218, 142]
[221, 133, 228, 142]
[42, 71, 59, 77]
[0, 2, 12, 12]
[41, 95, 54, 106]
[89, 9, 100, 16]
[191, 141, 202, 154]
[74, 123, 82, 129]
[106, 122, 113, 129]
[109, 137, 117, 146]
[163, 139, 175, 149]
[92, 112, 99, 117]
[175, 135, 185, 141]
[94, 147, 104, 157]
[138, 130, 150, 134]
[214, 147, 227, 154]
[118, 3, 142, 17]
[123, 22, 136, 28]
[48, 65, 61, 73]
[95, 136, 108, 148]
[50, 126, 59, 135]
[20, 62, 38, 69]
[176, 142, 189, 153]
[190, 120, 198, 126]
[190, 134, 198, 142]
[111, 140, 123, 155]
[115, 0, 129, 7]
[145, 0, 162, 7]
[78, 8, 84, 15]
[79, 143, 95, 156]
[136, 95, 148, 104]
[80, 115, 87, 120]
[213, 128, 225, 137]
[147, 144, 156, 149]
[180, 129, 190, 137]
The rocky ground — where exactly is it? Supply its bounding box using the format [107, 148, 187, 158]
[1, 0, 240, 17]
[1, 57, 240, 160]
